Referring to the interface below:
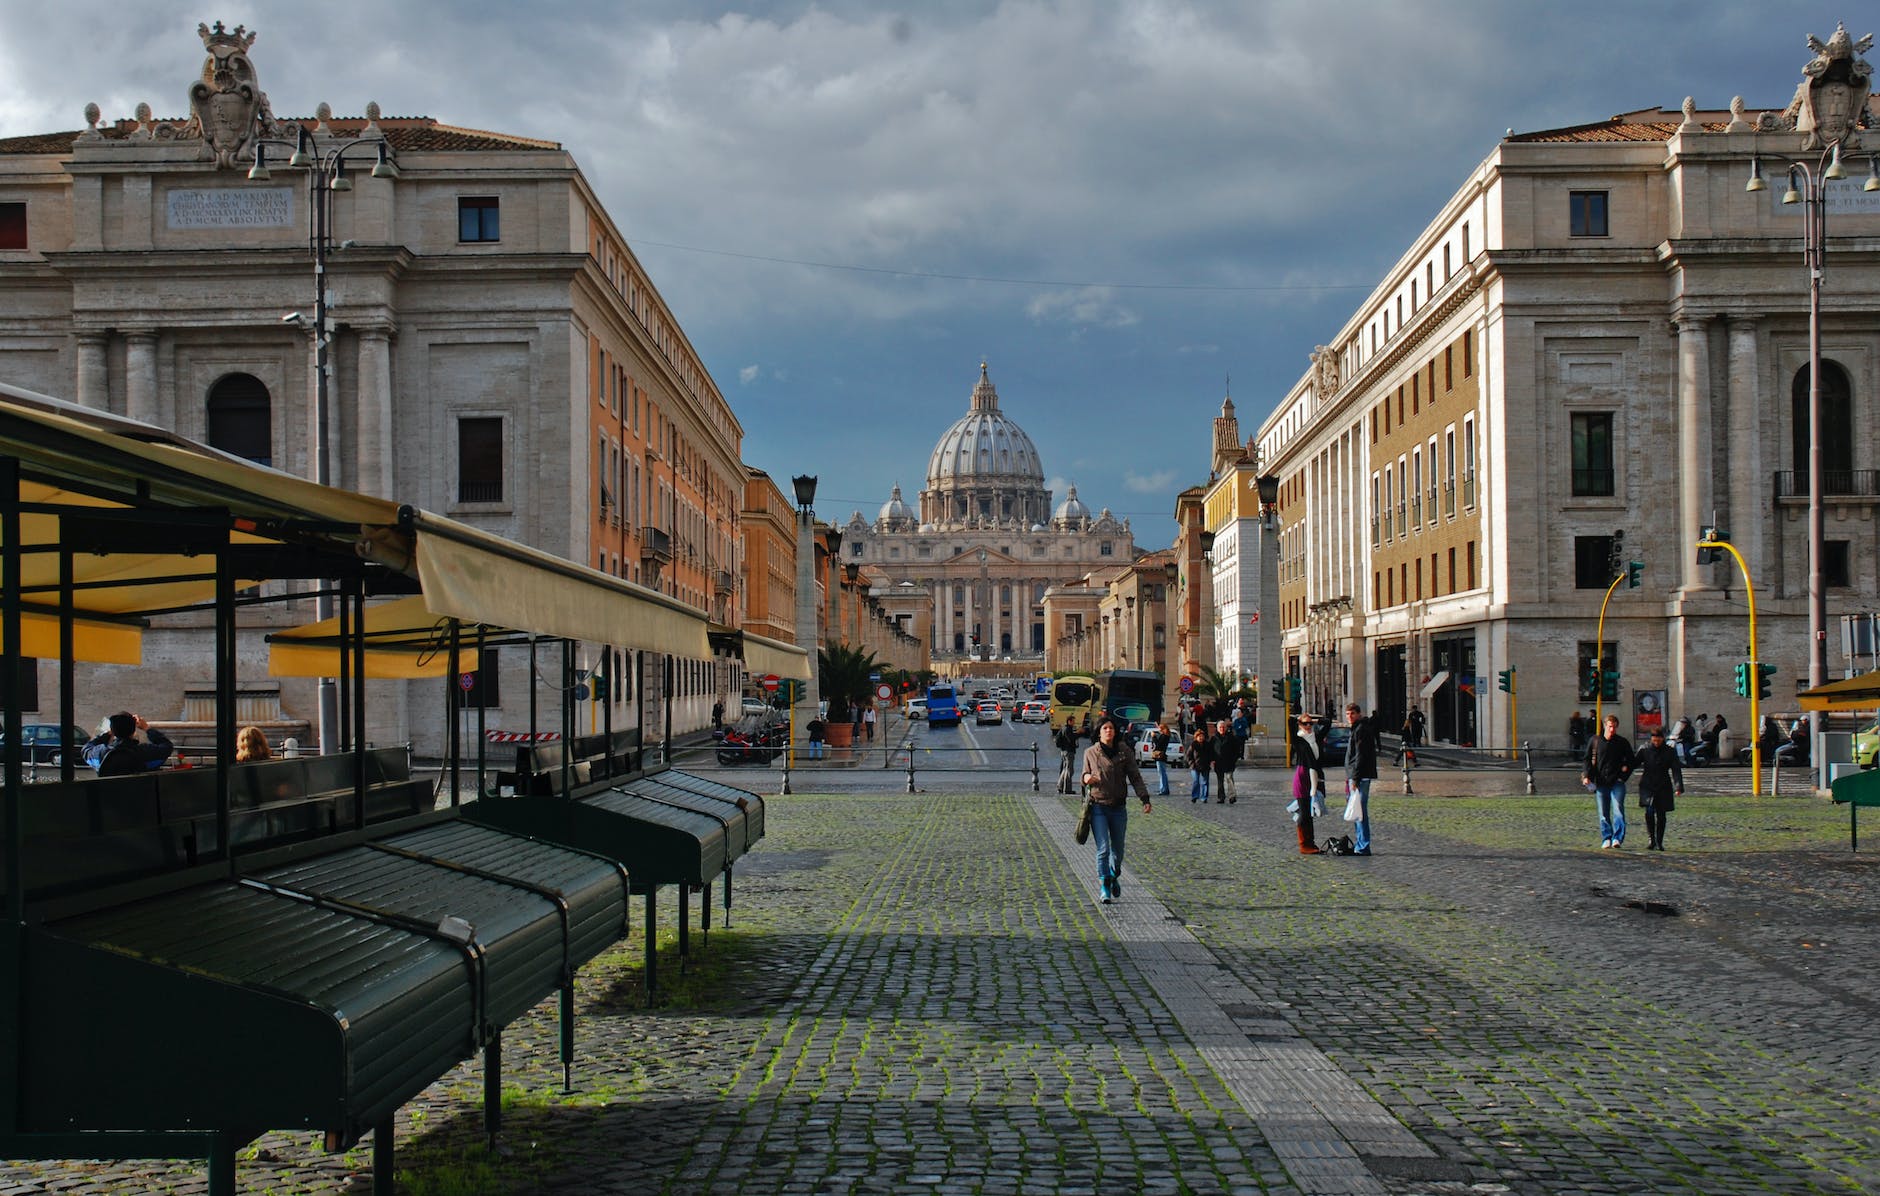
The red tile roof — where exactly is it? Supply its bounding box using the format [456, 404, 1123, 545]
[0, 115, 560, 155]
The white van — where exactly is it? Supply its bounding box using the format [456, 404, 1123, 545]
[905, 697, 929, 721]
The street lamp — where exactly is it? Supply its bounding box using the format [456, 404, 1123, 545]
[249, 123, 397, 755]
[1747, 138, 1880, 693]
[789, 476, 821, 781]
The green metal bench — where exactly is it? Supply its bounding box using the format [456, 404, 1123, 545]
[1829, 767, 1880, 851]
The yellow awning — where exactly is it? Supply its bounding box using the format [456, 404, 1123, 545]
[1798, 669, 1880, 713]
[741, 629, 812, 680]
[268, 594, 481, 679]
[409, 511, 712, 659]
[2, 609, 143, 665]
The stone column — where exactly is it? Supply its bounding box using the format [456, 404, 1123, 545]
[124, 330, 158, 425]
[990, 580, 1002, 654]
[1676, 317, 1713, 592]
[1725, 317, 1762, 581]
[75, 332, 109, 410]
[355, 326, 395, 497]
[932, 582, 944, 653]
[963, 577, 975, 653]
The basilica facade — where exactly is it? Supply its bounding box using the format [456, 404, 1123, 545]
[839, 364, 1134, 665]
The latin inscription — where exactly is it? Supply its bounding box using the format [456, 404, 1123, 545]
[166, 188, 294, 229]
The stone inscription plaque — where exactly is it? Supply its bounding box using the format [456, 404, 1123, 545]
[166, 188, 294, 229]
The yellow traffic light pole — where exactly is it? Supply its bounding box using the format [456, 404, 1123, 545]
[1699, 536, 1762, 795]
[1592, 571, 1625, 728]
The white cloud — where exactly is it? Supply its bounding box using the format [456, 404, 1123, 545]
[739, 365, 761, 385]
[1125, 469, 1179, 494]
[1025, 287, 1139, 329]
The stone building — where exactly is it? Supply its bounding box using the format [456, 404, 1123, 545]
[1254, 28, 1880, 749]
[0, 22, 750, 752]
[839, 362, 1135, 670]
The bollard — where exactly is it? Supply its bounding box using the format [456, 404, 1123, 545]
[1030, 741, 1040, 792]
[1523, 740, 1536, 795]
[906, 749, 917, 794]
[1401, 749, 1414, 795]
[780, 748, 792, 796]
[1770, 755, 1781, 798]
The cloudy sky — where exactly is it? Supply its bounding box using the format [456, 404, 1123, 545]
[0, 1, 1837, 544]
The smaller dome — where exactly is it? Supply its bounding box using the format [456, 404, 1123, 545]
[877, 483, 915, 526]
[1053, 485, 1090, 524]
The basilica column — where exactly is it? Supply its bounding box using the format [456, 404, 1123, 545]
[124, 330, 158, 425]
[1725, 317, 1763, 580]
[932, 581, 944, 653]
[75, 332, 109, 410]
[990, 581, 1002, 655]
[355, 326, 395, 497]
[1676, 316, 1713, 592]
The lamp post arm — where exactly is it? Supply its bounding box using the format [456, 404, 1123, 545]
[1593, 571, 1623, 726]
[1701, 538, 1762, 795]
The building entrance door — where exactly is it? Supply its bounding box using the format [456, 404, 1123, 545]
[1374, 643, 1406, 732]
[1429, 632, 1478, 747]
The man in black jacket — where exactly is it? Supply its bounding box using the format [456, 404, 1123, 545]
[1581, 713, 1636, 849]
[1343, 704, 1379, 854]
[81, 711, 173, 777]
[1211, 719, 1242, 804]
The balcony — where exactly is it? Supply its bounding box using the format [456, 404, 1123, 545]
[714, 569, 734, 596]
[1462, 470, 1477, 508]
[458, 478, 502, 504]
[1571, 468, 1615, 497]
[1773, 470, 1880, 499]
[1409, 496, 1422, 528]
[1425, 486, 1437, 525]
[1443, 481, 1456, 519]
[639, 527, 672, 564]
[1370, 516, 1380, 548]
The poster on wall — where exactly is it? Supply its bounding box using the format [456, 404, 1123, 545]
[1633, 689, 1667, 742]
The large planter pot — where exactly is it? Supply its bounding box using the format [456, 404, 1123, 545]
[825, 721, 854, 748]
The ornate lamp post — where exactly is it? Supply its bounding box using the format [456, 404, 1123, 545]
[790, 475, 821, 738]
[1255, 472, 1281, 715]
[248, 124, 397, 754]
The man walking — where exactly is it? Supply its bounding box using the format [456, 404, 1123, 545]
[1343, 703, 1378, 855]
[1582, 713, 1635, 849]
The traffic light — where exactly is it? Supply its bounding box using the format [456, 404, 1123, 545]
[1286, 676, 1301, 705]
[1600, 671, 1619, 702]
[1270, 676, 1285, 704]
[1497, 667, 1515, 694]
[1733, 662, 1751, 698]
[1626, 560, 1643, 589]
[1756, 662, 1776, 701]
[1585, 661, 1602, 695]
[1697, 526, 1729, 567]
[1609, 530, 1625, 578]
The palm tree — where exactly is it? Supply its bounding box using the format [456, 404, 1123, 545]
[1191, 664, 1238, 711]
[818, 642, 880, 726]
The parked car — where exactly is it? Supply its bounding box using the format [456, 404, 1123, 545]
[740, 696, 772, 718]
[1019, 700, 1049, 724]
[905, 697, 929, 721]
[1315, 724, 1351, 767]
[0, 721, 90, 764]
[974, 700, 1004, 725]
[1852, 719, 1877, 769]
[1132, 725, 1180, 768]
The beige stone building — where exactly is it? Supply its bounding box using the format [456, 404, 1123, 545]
[0, 23, 753, 752]
[839, 362, 1135, 671]
[1255, 39, 1880, 749]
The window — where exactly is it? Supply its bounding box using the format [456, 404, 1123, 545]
[0, 202, 24, 250]
[1570, 412, 1615, 496]
[1444, 427, 1457, 517]
[1466, 541, 1476, 588]
[1461, 224, 1470, 262]
[205, 373, 271, 466]
[1443, 243, 1452, 280]
[1790, 361, 1853, 490]
[458, 196, 500, 242]
[1574, 535, 1616, 589]
[1462, 417, 1477, 507]
[1569, 191, 1609, 237]
[1826, 541, 1851, 588]
[457, 417, 504, 502]
[463, 648, 501, 708]
[1100, 542, 1113, 556]
[1463, 329, 1473, 377]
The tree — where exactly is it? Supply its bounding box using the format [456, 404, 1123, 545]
[818, 642, 879, 725]
[1190, 664, 1238, 710]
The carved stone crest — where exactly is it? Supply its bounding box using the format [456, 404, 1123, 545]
[187, 21, 274, 168]
[1785, 22, 1874, 150]
[1310, 345, 1340, 401]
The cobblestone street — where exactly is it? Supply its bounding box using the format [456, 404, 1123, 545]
[4, 771, 1876, 1194]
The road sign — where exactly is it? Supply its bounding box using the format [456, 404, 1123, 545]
[877, 683, 893, 701]
[458, 672, 476, 691]
[761, 674, 780, 692]
[1179, 676, 1195, 694]
[1249, 611, 1261, 623]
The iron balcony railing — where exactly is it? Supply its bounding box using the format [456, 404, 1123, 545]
[1425, 486, 1437, 524]
[1773, 470, 1880, 498]
[1462, 470, 1477, 508]
[1572, 467, 1615, 497]
[458, 479, 502, 503]
[1443, 481, 1456, 519]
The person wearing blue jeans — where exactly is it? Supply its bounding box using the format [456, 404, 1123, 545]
[1187, 725, 1210, 803]
[1343, 703, 1379, 855]
[1582, 713, 1635, 848]
[1149, 723, 1173, 796]
[1082, 718, 1152, 903]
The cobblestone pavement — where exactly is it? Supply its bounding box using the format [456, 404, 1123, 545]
[3, 770, 1876, 1194]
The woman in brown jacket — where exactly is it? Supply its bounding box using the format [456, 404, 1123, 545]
[1081, 718, 1153, 904]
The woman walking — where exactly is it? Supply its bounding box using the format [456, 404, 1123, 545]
[1081, 718, 1153, 904]
[1188, 722, 1211, 803]
[1290, 715, 1323, 853]
[1634, 724, 1683, 851]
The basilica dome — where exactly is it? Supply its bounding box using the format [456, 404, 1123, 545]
[920, 362, 1052, 529]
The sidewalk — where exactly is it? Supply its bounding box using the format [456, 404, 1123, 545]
[4, 782, 1876, 1193]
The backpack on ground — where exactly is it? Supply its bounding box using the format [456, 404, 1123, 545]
[1321, 835, 1355, 856]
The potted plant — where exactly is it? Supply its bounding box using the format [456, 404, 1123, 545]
[818, 642, 878, 748]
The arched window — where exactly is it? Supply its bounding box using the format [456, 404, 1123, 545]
[206, 373, 271, 466]
[1791, 361, 1853, 491]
